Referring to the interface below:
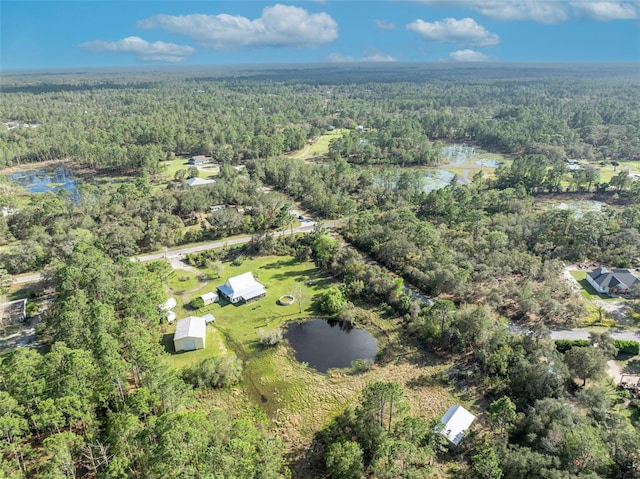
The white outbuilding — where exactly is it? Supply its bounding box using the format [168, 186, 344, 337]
[173, 316, 207, 352]
[158, 297, 177, 312]
[438, 405, 476, 446]
[200, 291, 219, 306]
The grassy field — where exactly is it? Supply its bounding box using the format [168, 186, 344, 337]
[289, 128, 348, 160]
[173, 256, 333, 351]
[166, 269, 208, 294]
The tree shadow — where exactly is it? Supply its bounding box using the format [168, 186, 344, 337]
[624, 359, 640, 375]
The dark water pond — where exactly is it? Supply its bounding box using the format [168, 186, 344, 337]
[8, 168, 79, 194]
[284, 319, 377, 373]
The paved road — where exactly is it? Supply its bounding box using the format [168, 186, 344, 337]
[549, 328, 640, 342]
[12, 221, 321, 284]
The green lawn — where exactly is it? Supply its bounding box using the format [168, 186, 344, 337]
[172, 255, 332, 352]
[166, 269, 209, 294]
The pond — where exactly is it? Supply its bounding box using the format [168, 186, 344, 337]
[284, 319, 378, 373]
[442, 144, 501, 168]
[551, 200, 606, 218]
[8, 167, 80, 195]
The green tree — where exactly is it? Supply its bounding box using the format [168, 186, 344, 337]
[472, 440, 503, 479]
[564, 346, 607, 386]
[325, 441, 364, 479]
[487, 396, 517, 434]
[319, 288, 348, 314]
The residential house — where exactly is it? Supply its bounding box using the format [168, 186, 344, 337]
[587, 267, 640, 297]
[188, 155, 211, 165]
[217, 272, 266, 304]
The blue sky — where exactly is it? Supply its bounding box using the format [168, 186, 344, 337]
[1, 1, 639, 69]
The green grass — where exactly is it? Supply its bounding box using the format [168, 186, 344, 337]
[161, 323, 229, 371]
[172, 256, 332, 352]
[167, 270, 209, 293]
[288, 128, 348, 160]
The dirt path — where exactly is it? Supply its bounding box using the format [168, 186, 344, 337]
[607, 360, 624, 384]
[167, 258, 210, 302]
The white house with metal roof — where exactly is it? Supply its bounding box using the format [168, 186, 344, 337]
[173, 316, 207, 352]
[438, 405, 476, 446]
[186, 177, 216, 187]
[217, 272, 266, 304]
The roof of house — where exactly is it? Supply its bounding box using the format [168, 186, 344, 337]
[186, 177, 216, 187]
[201, 292, 219, 301]
[588, 267, 640, 290]
[218, 272, 266, 302]
[174, 316, 206, 341]
[439, 405, 476, 445]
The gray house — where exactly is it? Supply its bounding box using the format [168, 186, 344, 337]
[587, 267, 640, 297]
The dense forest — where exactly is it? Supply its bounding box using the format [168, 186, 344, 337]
[1, 64, 640, 478]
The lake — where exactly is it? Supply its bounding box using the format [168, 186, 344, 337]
[8, 167, 79, 195]
[284, 319, 378, 373]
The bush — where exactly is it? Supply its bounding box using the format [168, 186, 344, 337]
[189, 297, 205, 309]
[614, 340, 640, 355]
[258, 328, 284, 347]
[351, 358, 374, 373]
[182, 355, 243, 389]
[231, 254, 246, 266]
[555, 339, 589, 353]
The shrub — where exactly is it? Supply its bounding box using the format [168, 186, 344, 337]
[351, 358, 374, 373]
[182, 355, 243, 389]
[613, 340, 640, 355]
[190, 297, 205, 310]
[231, 254, 246, 266]
[258, 328, 284, 347]
[555, 339, 589, 353]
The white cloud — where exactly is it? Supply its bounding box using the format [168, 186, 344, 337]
[570, 1, 639, 21]
[416, 0, 638, 22]
[375, 19, 396, 30]
[449, 49, 496, 62]
[328, 49, 397, 63]
[79, 36, 195, 62]
[407, 17, 500, 46]
[416, 0, 569, 23]
[137, 4, 338, 50]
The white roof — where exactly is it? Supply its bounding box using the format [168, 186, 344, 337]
[439, 405, 475, 445]
[166, 311, 176, 323]
[219, 272, 266, 301]
[174, 316, 206, 341]
[186, 177, 216, 187]
[159, 297, 177, 311]
[201, 292, 218, 301]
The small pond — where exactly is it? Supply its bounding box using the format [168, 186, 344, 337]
[8, 167, 80, 195]
[284, 319, 377, 373]
[551, 200, 606, 218]
[442, 144, 501, 168]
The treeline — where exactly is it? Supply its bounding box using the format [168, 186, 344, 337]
[2, 65, 639, 171]
[0, 168, 292, 273]
[0, 244, 289, 478]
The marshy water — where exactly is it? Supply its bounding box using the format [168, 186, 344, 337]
[9, 167, 79, 194]
[284, 319, 377, 373]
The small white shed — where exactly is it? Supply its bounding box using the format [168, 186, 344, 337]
[158, 297, 177, 312]
[439, 405, 476, 445]
[173, 316, 207, 352]
[201, 291, 219, 306]
[166, 311, 177, 323]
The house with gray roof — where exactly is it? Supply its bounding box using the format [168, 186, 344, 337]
[587, 267, 640, 297]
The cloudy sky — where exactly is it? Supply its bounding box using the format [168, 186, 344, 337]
[2, 1, 639, 69]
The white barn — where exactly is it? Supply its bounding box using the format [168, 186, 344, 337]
[218, 272, 266, 304]
[438, 405, 476, 446]
[200, 291, 219, 306]
[186, 177, 216, 187]
[173, 316, 207, 352]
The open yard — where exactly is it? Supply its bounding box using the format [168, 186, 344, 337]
[288, 128, 347, 160]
